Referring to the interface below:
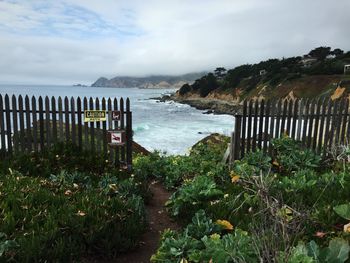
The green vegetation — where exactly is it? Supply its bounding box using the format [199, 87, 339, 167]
[178, 46, 350, 100]
[0, 143, 149, 262]
[135, 135, 350, 262]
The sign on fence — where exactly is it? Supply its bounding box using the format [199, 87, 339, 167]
[107, 130, 125, 146]
[111, 111, 121, 121]
[84, 110, 106, 122]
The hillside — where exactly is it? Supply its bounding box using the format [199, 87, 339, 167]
[91, 72, 206, 88]
[177, 46, 350, 103]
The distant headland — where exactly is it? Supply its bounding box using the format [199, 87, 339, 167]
[90, 72, 206, 88]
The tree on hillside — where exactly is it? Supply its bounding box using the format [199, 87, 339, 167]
[332, 48, 344, 57]
[178, 83, 191, 96]
[214, 67, 227, 79]
[308, 46, 331, 60]
[199, 73, 218, 97]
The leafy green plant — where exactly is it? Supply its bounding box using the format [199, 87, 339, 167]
[272, 137, 321, 173]
[0, 171, 146, 261]
[285, 238, 350, 263]
[200, 230, 258, 263]
[334, 203, 350, 220]
[0, 232, 19, 258]
[166, 175, 223, 221]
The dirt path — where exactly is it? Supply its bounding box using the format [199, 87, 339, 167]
[115, 180, 180, 263]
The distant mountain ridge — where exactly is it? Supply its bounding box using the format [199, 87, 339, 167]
[91, 72, 206, 88]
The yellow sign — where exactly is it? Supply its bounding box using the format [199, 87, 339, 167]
[84, 110, 106, 122]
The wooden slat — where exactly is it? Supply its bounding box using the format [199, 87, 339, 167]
[71, 97, 76, 146]
[102, 98, 107, 156]
[89, 97, 95, 153]
[335, 98, 345, 145]
[328, 99, 339, 150]
[77, 97, 82, 149]
[95, 97, 101, 153]
[252, 100, 258, 151]
[31, 96, 38, 152]
[233, 115, 242, 160]
[296, 99, 303, 140]
[340, 97, 349, 144]
[291, 99, 299, 139]
[4, 95, 12, 154]
[108, 98, 113, 163]
[58, 97, 64, 142]
[240, 100, 247, 157]
[258, 100, 264, 150]
[25, 95, 32, 152]
[0, 95, 4, 153]
[317, 98, 328, 154]
[246, 100, 253, 153]
[18, 95, 25, 152]
[120, 98, 125, 164]
[38, 96, 44, 150]
[83, 97, 89, 150]
[307, 99, 316, 148]
[268, 99, 276, 155]
[323, 99, 333, 156]
[263, 100, 270, 153]
[114, 98, 119, 165]
[280, 99, 288, 137]
[64, 97, 70, 142]
[275, 99, 282, 138]
[12, 95, 19, 153]
[312, 98, 322, 151]
[301, 99, 310, 145]
[286, 99, 293, 135]
[51, 97, 57, 144]
[45, 96, 51, 148]
[126, 98, 132, 168]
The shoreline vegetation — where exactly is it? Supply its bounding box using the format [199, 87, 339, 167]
[153, 46, 350, 115]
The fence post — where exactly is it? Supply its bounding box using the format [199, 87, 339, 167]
[126, 98, 132, 171]
[233, 115, 242, 161]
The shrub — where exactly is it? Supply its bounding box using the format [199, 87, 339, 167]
[166, 175, 223, 221]
[0, 171, 146, 262]
[151, 210, 257, 263]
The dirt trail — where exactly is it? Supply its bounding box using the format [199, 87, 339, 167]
[115, 180, 179, 263]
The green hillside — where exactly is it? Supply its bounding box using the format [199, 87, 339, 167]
[178, 46, 350, 101]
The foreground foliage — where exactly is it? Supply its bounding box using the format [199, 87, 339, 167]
[0, 143, 148, 262]
[142, 135, 350, 262]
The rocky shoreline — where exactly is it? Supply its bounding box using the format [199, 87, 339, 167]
[152, 94, 242, 115]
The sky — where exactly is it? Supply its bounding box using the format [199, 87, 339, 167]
[0, 0, 349, 85]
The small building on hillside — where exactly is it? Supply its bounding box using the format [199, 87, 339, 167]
[259, 69, 267, 76]
[300, 56, 318, 68]
[344, 64, 350, 74]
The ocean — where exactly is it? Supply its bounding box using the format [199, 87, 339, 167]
[0, 85, 234, 155]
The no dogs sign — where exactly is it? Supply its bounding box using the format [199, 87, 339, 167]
[107, 130, 125, 146]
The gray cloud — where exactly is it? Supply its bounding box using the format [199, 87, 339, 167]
[0, 0, 349, 85]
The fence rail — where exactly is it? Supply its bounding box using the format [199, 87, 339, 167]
[229, 97, 350, 163]
[0, 94, 132, 169]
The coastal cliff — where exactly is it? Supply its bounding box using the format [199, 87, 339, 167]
[91, 73, 205, 88]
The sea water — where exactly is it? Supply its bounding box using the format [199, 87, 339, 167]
[0, 85, 234, 154]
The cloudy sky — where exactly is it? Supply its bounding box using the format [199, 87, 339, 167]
[0, 0, 349, 85]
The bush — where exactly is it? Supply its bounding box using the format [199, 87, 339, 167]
[0, 171, 146, 261]
[151, 210, 257, 263]
[166, 175, 223, 221]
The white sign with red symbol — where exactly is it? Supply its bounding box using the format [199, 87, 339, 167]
[108, 130, 125, 146]
[111, 132, 122, 144]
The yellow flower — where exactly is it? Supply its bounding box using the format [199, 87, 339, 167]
[344, 222, 350, 233]
[180, 258, 188, 263]
[216, 219, 234, 230]
[231, 175, 240, 183]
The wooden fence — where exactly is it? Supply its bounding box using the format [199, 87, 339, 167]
[229, 97, 350, 163]
[0, 94, 132, 169]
